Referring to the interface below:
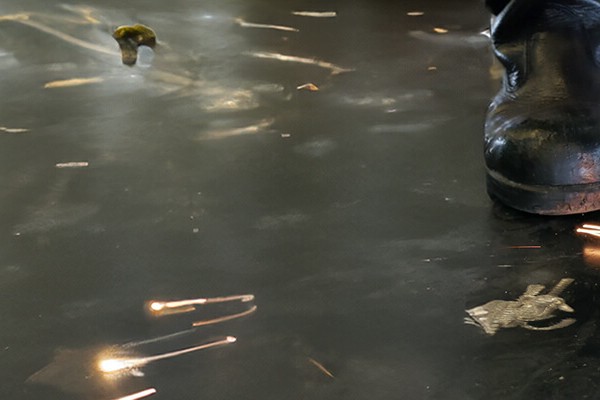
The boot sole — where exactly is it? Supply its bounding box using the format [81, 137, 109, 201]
[486, 170, 600, 215]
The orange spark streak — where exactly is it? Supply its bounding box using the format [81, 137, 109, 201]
[308, 358, 335, 378]
[192, 305, 257, 327]
[112, 388, 157, 400]
[149, 294, 254, 314]
[577, 224, 600, 238]
[99, 337, 236, 373]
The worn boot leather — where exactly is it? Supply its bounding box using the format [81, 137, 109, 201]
[485, 0, 600, 215]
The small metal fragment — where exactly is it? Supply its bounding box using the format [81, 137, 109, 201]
[112, 24, 157, 66]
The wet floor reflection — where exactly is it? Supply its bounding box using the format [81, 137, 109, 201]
[26, 346, 132, 398]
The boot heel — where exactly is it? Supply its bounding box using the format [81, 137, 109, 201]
[486, 170, 600, 215]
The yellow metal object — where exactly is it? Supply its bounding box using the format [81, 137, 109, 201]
[112, 24, 157, 65]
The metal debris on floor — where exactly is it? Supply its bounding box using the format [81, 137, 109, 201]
[112, 24, 157, 66]
[465, 278, 576, 335]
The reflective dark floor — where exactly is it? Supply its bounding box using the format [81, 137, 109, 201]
[3, 1, 600, 399]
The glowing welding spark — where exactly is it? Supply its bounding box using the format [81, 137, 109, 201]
[192, 305, 258, 327]
[55, 161, 89, 168]
[99, 359, 138, 373]
[122, 328, 197, 349]
[99, 337, 236, 374]
[148, 294, 254, 314]
[577, 224, 600, 238]
[292, 11, 337, 18]
[148, 301, 200, 316]
[507, 245, 542, 249]
[235, 18, 299, 32]
[44, 77, 103, 88]
[296, 83, 319, 92]
[111, 388, 157, 400]
[246, 51, 353, 74]
[201, 119, 273, 140]
[0, 126, 28, 133]
[577, 229, 600, 238]
[308, 357, 335, 378]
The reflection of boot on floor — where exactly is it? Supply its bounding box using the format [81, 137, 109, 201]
[484, 0, 600, 215]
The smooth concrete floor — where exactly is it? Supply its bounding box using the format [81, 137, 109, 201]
[2, 1, 600, 399]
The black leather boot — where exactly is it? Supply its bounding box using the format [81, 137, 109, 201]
[485, 0, 600, 215]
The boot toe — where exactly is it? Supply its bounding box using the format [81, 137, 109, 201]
[485, 110, 600, 214]
[486, 115, 600, 186]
